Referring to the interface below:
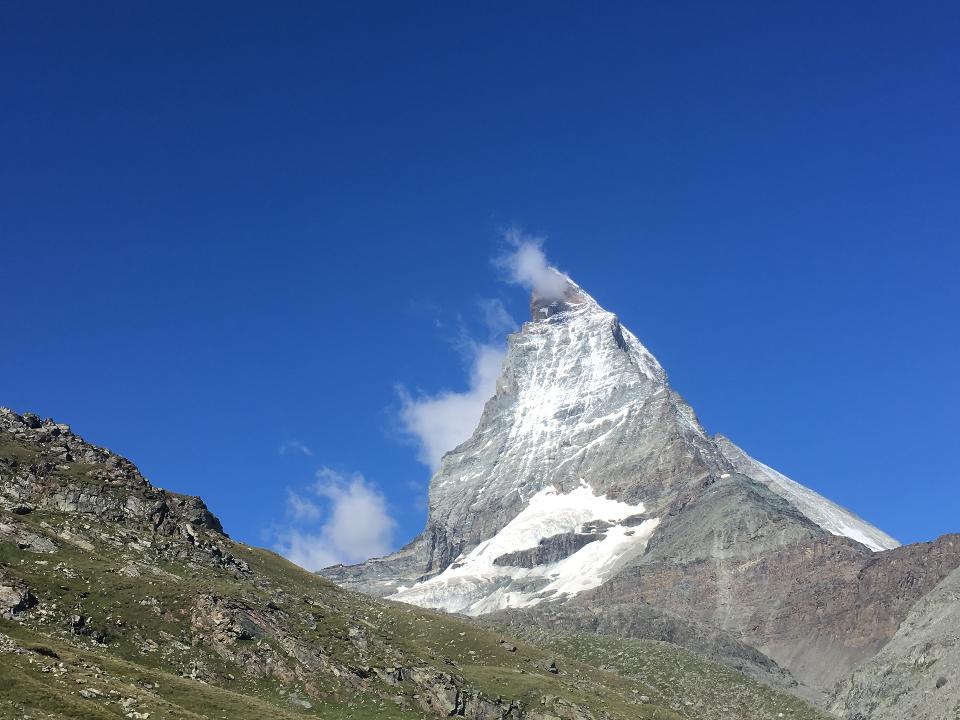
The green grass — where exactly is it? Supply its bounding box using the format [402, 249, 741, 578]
[0, 433, 831, 720]
[464, 664, 684, 719]
[489, 627, 831, 720]
[0, 435, 39, 464]
[2, 507, 687, 720]
[0, 621, 409, 720]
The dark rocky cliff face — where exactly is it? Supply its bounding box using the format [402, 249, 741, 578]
[492, 531, 600, 569]
[0, 408, 223, 538]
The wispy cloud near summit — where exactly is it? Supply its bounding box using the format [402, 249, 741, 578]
[496, 228, 569, 301]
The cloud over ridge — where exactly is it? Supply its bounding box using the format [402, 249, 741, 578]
[399, 341, 506, 472]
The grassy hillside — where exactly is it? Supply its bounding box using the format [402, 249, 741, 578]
[0, 502, 685, 720]
[0, 408, 828, 719]
[480, 622, 828, 720]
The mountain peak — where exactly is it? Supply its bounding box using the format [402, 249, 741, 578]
[321, 274, 919, 695]
[528, 273, 601, 320]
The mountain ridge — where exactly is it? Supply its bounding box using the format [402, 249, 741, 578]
[321, 274, 958, 699]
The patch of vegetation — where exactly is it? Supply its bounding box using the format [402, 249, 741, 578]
[0, 435, 40, 464]
[0, 621, 406, 719]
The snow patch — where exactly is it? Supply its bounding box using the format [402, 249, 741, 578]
[388, 481, 659, 615]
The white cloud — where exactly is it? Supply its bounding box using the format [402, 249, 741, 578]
[285, 489, 321, 521]
[496, 227, 570, 301]
[276, 529, 341, 571]
[478, 298, 517, 339]
[274, 467, 396, 571]
[279, 440, 314, 457]
[397, 296, 517, 473]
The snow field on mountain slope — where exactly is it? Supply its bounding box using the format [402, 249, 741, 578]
[507, 304, 660, 440]
[389, 481, 660, 615]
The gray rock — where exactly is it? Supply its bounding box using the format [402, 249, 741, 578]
[0, 521, 58, 553]
[0, 407, 226, 543]
[493, 531, 600, 568]
[832, 556, 960, 720]
[0, 587, 33, 619]
[0, 570, 36, 618]
[21, 413, 42, 429]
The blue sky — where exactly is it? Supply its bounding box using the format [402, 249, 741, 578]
[2, 2, 958, 563]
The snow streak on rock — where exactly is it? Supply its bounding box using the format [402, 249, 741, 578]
[715, 436, 899, 551]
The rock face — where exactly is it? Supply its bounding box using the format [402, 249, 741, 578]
[492, 531, 600, 568]
[590, 527, 960, 691]
[0, 408, 223, 538]
[0, 568, 35, 618]
[714, 435, 900, 552]
[321, 275, 958, 697]
[831, 550, 960, 720]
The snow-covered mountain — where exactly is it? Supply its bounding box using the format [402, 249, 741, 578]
[378, 276, 895, 616]
[322, 270, 935, 693]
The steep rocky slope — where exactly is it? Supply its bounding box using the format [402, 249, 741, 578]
[322, 276, 960, 696]
[0, 407, 831, 720]
[831, 557, 960, 720]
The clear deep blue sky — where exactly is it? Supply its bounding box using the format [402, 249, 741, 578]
[2, 2, 958, 555]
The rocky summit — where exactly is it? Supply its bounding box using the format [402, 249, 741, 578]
[0, 407, 834, 719]
[321, 272, 960, 716]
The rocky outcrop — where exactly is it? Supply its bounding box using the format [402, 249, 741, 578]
[190, 592, 355, 689]
[0, 407, 224, 539]
[493, 531, 600, 568]
[831, 560, 960, 720]
[0, 569, 35, 619]
[0, 519, 58, 553]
